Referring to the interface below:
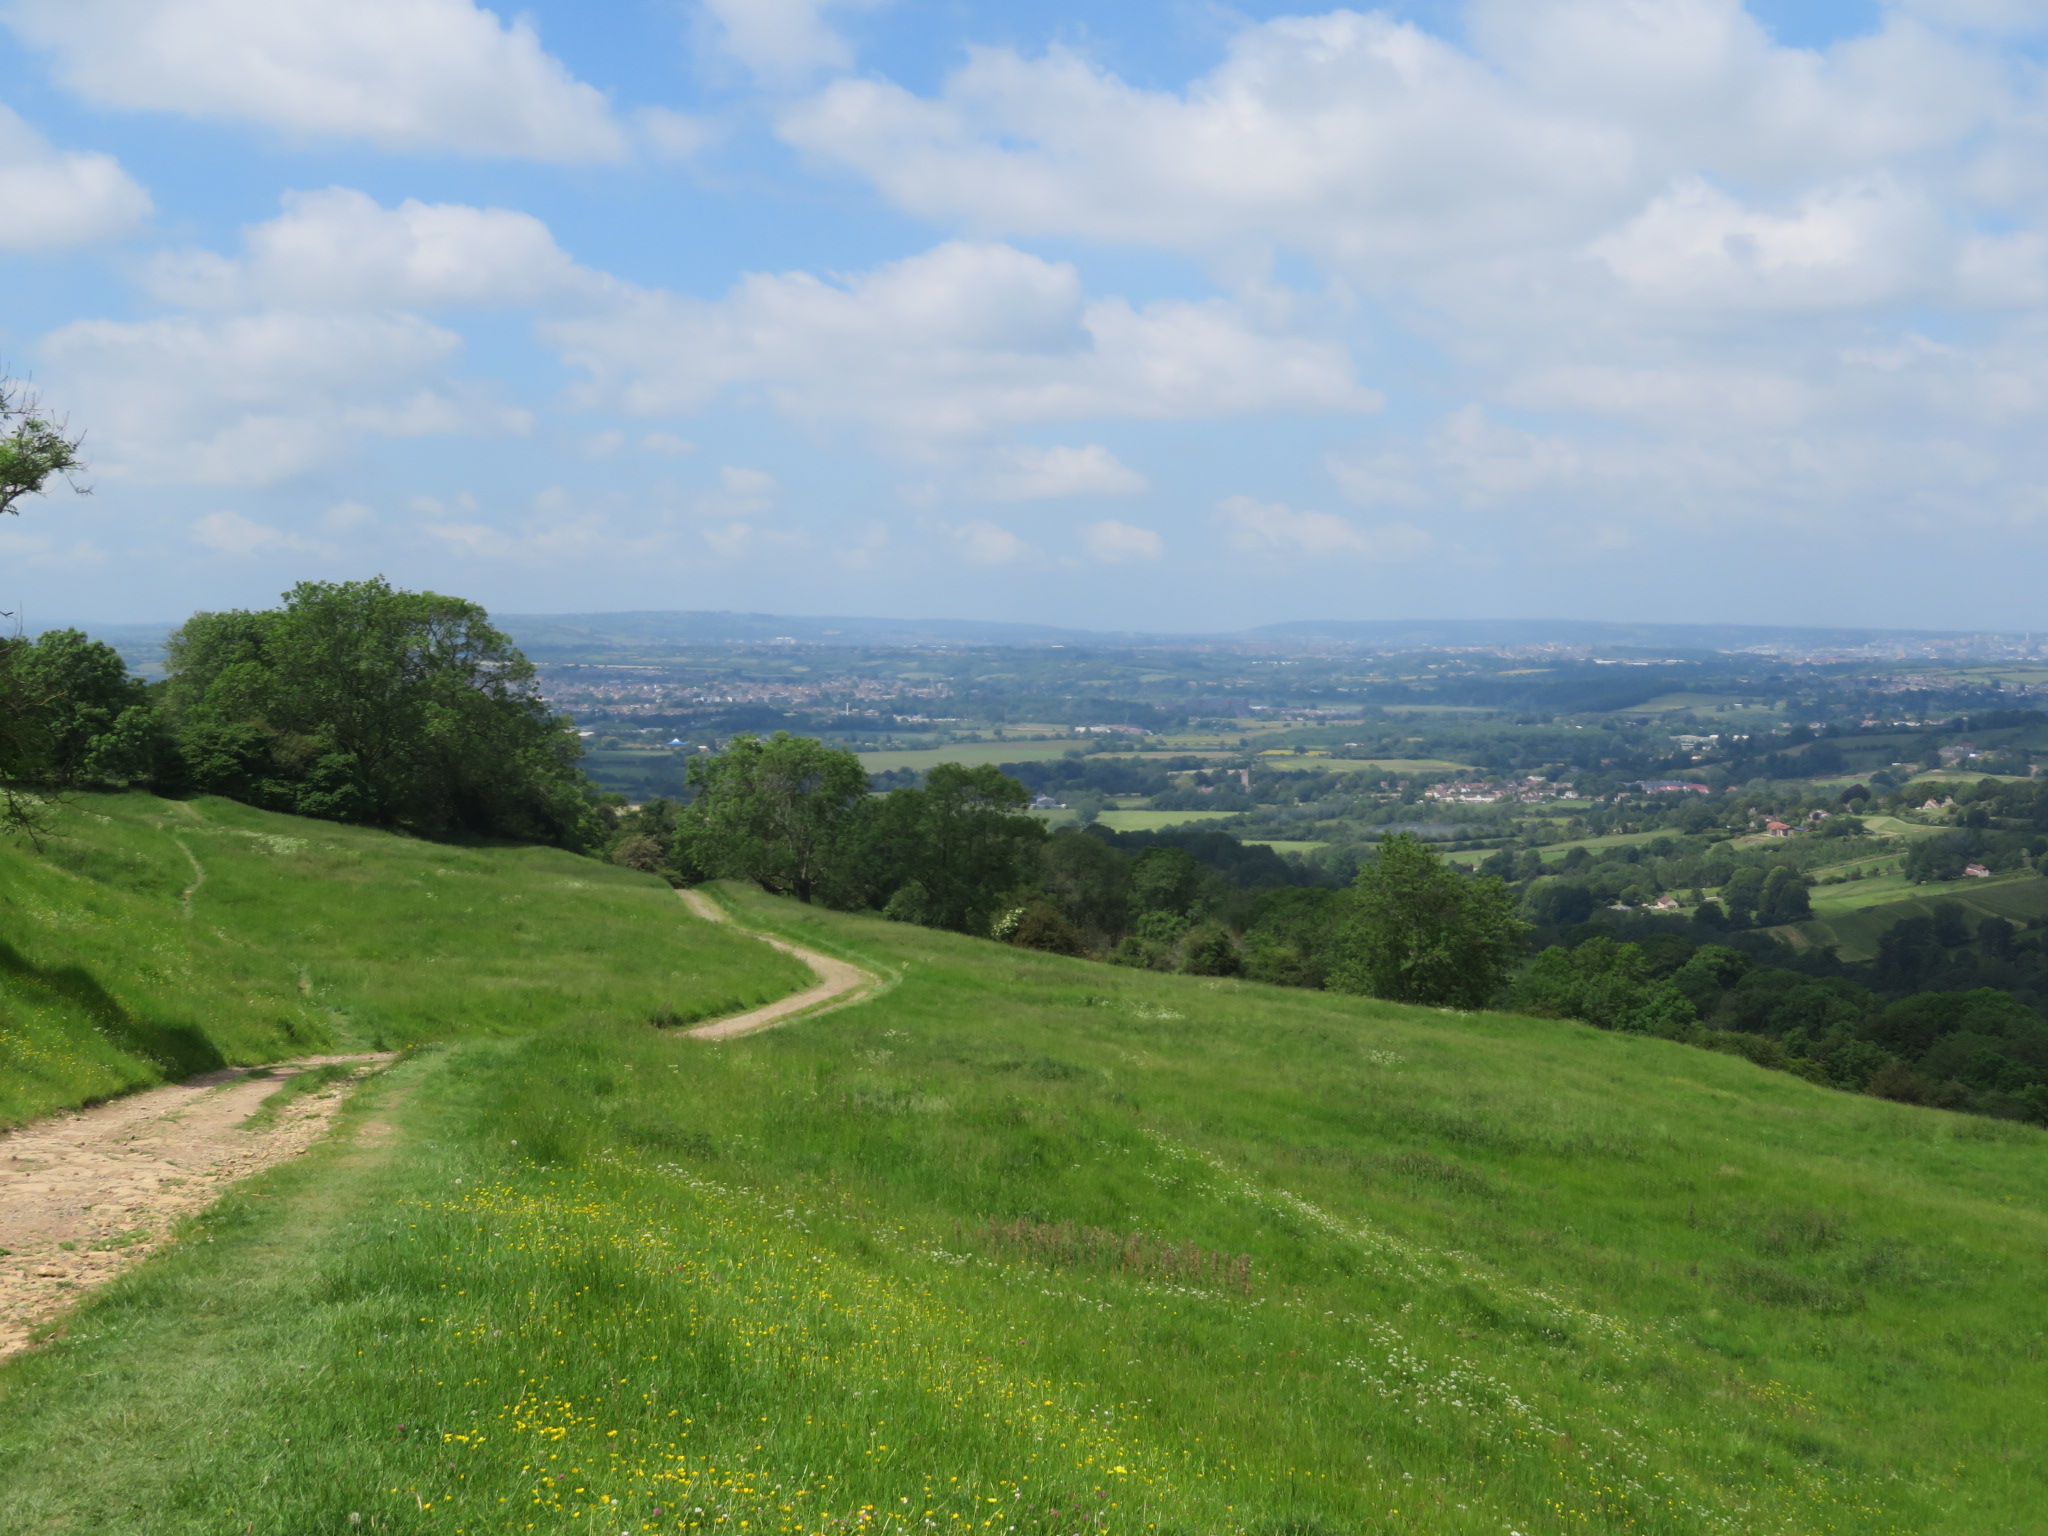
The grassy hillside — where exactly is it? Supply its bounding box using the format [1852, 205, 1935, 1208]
[0, 793, 811, 1127]
[3, 880, 2044, 1534]
[1781, 873, 2048, 959]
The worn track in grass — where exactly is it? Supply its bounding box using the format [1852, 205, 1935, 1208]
[676, 887, 878, 1038]
[0, 1054, 392, 1358]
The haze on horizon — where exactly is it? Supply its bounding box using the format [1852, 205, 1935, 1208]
[3, 0, 2046, 635]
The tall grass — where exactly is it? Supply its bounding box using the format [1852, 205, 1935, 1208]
[0, 793, 812, 1126]
[3, 884, 2043, 1532]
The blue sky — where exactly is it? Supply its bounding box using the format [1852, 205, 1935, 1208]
[4, 0, 2048, 633]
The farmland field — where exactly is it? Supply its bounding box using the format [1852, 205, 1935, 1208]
[1091, 809, 1242, 833]
[857, 741, 1083, 773]
[1783, 874, 2048, 959]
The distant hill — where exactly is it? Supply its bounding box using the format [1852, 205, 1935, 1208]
[38, 608, 2047, 667]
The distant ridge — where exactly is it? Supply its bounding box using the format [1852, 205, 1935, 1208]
[40, 609, 2038, 666]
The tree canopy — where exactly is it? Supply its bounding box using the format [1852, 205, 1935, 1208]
[1327, 833, 1528, 1008]
[164, 578, 591, 845]
[676, 732, 870, 903]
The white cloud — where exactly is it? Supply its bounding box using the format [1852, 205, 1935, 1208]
[0, 103, 150, 250]
[191, 509, 331, 557]
[706, 465, 778, 516]
[698, 0, 884, 84]
[146, 187, 599, 311]
[1587, 174, 1947, 310]
[582, 429, 626, 457]
[550, 240, 1377, 445]
[953, 519, 1032, 565]
[9, 0, 626, 161]
[41, 310, 521, 485]
[973, 444, 1147, 501]
[641, 431, 696, 455]
[637, 106, 718, 162]
[1216, 494, 1429, 560]
[1082, 520, 1163, 563]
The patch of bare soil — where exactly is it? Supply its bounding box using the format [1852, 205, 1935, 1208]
[0, 1054, 391, 1359]
[675, 888, 876, 1039]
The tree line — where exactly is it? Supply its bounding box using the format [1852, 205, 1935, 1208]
[2, 579, 593, 847]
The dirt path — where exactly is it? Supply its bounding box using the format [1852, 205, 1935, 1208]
[0, 893, 866, 1360]
[0, 1054, 391, 1359]
[676, 888, 877, 1039]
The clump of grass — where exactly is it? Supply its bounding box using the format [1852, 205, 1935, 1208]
[238, 1063, 362, 1129]
[966, 1216, 1254, 1293]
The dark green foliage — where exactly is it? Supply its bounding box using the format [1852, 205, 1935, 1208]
[677, 732, 870, 903]
[164, 579, 591, 845]
[860, 762, 1045, 933]
[1508, 937, 1696, 1034]
[8, 630, 161, 785]
[1327, 833, 1528, 1008]
[1180, 921, 1242, 977]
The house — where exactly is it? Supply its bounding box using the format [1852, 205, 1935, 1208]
[1636, 780, 1710, 795]
[1030, 794, 1066, 810]
[1652, 895, 1682, 911]
[1764, 820, 1793, 837]
[1964, 863, 1992, 879]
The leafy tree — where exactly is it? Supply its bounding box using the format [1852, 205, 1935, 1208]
[1508, 937, 1697, 1035]
[678, 732, 868, 903]
[1327, 833, 1528, 1008]
[1039, 827, 1131, 942]
[1131, 846, 1208, 919]
[164, 578, 590, 844]
[0, 383, 87, 835]
[11, 629, 160, 784]
[1720, 865, 1765, 926]
[1181, 921, 1242, 977]
[1756, 865, 1812, 926]
[0, 380, 83, 521]
[862, 762, 1044, 933]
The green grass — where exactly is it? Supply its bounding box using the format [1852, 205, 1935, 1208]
[857, 742, 1081, 773]
[1783, 874, 2048, 959]
[1091, 810, 1242, 833]
[0, 793, 812, 1128]
[1241, 839, 1329, 853]
[3, 874, 2046, 1533]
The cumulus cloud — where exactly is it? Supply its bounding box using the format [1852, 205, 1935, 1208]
[41, 310, 524, 485]
[550, 240, 1377, 444]
[8, 0, 626, 160]
[1082, 520, 1163, 562]
[780, 3, 2009, 278]
[1216, 495, 1430, 560]
[698, 0, 885, 84]
[145, 187, 601, 311]
[953, 519, 1031, 565]
[973, 444, 1147, 501]
[0, 103, 150, 249]
[191, 508, 332, 557]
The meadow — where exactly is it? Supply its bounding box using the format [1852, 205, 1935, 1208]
[1, 816, 2044, 1534]
[857, 743, 1082, 774]
[0, 793, 811, 1128]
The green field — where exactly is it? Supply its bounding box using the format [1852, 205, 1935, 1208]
[4, 802, 2048, 1533]
[1785, 874, 2048, 959]
[858, 741, 1081, 773]
[1242, 839, 1329, 853]
[1091, 809, 1241, 833]
[0, 794, 809, 1129]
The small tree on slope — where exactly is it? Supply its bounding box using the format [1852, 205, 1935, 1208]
[1327, 833, 1528, 1009]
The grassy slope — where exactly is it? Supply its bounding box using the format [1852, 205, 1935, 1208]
[3, 884, 2044, 1535]
[1782, 875, 2048, 959]
[0, 793, 812, 1127]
